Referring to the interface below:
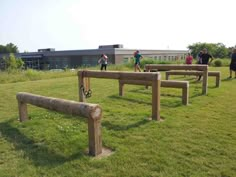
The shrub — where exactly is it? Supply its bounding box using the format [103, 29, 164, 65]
[214, 59, 222, 67]
[3, 53, 24, 73]
[24, 69, 41, 80]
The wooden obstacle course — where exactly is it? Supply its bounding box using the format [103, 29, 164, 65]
[145, 64, 208, 95]
[16, 92, 103, 156]
[119, 80, 189, 105]
[78, 70, 161, 121]
[165, 71, 221, 87]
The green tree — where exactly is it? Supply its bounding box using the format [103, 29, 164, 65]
[3, 53, 24, 72]
[0, 43, 19, 53]
[187, 42, 229, 59]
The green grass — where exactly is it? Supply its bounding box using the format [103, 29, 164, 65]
[0, 67, 236, 177]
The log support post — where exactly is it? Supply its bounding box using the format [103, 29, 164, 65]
[216, 73, 220, 87]
[202, 67, 208, 95]
[119, 80, 124, 96]
[152, 73, 161, 121]
[88, 117, 102, 156]
[182, 86, 189, 105]
[78, 71, 86, 102]
[18, 101, 28, 122]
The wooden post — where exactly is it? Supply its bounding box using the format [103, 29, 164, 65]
[152, 73, 161, 121]
[202, 66, 208, 95]
[18, 101, 28, 122]
[145, 68, 150, 89]
[88, 117, 102, 156]
[166, 73, 169, 80]
[182, 86, 189, 105]
[78, 71, 85, 102]
[216, 72, 220, 87]
[119, 80, 124, 96]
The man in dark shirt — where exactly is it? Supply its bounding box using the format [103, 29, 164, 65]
[197, 48, 214, 81]
[201, 48, 214, 64]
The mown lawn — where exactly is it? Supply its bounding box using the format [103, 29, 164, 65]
[0, 67, 235, 177]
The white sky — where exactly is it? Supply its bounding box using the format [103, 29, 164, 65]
[0, 0, 235, 52]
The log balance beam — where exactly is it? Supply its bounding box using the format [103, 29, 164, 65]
[144, 64, 208, 95]
[16, 92, 102, 156]
[165, 71, 221, 87]
[78, 70, 161, 121]
[119, 80, 189, 105]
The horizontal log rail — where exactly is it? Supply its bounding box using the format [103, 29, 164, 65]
[79, 70, 161, 81]
[166, 71, 221, 87]
[16, 92, 102, 156]
[78, 70, 161, 121]
[145, 64, 208, 71]
[119, 80, 189, 105]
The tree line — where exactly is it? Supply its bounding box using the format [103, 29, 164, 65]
[0, 43, 19, 53]
[187, 42, 235, 59]
[0, 43, 22, 72]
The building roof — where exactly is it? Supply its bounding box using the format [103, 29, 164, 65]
[0, 46, 188, 58]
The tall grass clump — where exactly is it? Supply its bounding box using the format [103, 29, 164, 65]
[24, 69, 42, 80]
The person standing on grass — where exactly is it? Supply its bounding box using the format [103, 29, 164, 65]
[197, 50, 203, 64]
[134, 50, 143, 72]
[197, 48, 214, 81]
[185, 53, 193, 77]
[98, 54, 108, 71]
[229, 48, 236, 78]
[185, 53, 193, 65]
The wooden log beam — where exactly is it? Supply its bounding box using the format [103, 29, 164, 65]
[119, 79, 189, 88]
[145, 64, 208, 71]
[78, 70, 161, 81]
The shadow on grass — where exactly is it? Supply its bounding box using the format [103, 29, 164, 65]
[102, 119, 149, 131]
[161, 101, 183, 108]
[221, 77, 236, 82]
[189, 92, 203, 99]
[128, 88, 183, 98]
[109, 94, 183, 108]
[0, 120, 86, 167]
[168, 76, 196, 81]
[108, 95, 152, 105]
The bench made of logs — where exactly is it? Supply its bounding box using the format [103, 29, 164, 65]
[165, 71, 221, 87]
[119, 80, 189, 105]
[78, 70, 161, 121]
[144, 64, 208, 95]
[16, 92, 102, 156]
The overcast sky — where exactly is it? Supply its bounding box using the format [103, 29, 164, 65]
[0, 0, 235, 52]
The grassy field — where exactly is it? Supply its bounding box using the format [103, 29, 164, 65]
[0, 67, 236, 177]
